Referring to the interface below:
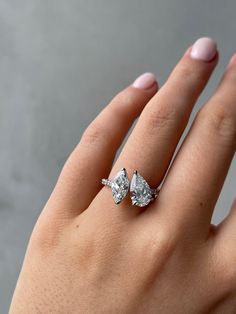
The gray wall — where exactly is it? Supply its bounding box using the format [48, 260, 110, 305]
[0, 0, 235, 312]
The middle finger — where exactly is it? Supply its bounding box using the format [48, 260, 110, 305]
[100, 37, 218, 207]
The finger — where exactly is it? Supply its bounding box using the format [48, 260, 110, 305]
[216, 198, 236, 250]
[217, 198, 236, 239]
[209, 198, 236, 285]
[99, 37, 218, 208]
[160, 54, 236, 238]
[46, 73, 158, 217]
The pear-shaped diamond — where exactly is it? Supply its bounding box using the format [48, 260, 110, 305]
[130, 171, 153, 207]
[111, 168, 129, 204]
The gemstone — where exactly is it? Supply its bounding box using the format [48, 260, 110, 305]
[130, 171, 153, 207]
[111, 168, 129, 204]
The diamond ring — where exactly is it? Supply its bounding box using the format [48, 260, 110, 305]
[101, 168, 130, 204]
[102, 168, 159, 207]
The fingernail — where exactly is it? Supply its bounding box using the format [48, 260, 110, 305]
[190, 37, 217, 62]
[227, 53, 236, 69]
[132, 72, 156, 90]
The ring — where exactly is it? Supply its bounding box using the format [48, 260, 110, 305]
[102, 168, 159, 207]
[101, 168, 130, 204]
[130, 171, 159, 207]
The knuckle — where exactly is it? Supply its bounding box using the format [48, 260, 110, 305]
[171, 62, 203, 87]
[112, 90, 135, 108]
[155, 231, 176, 259]
[143, 104, 179, 133]
[30, 215, 66, 254]
[198, 103, 236, 144]
[140, 225, 177, 266]
[81, 122, 109, 146]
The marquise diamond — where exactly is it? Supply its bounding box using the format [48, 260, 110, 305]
[111, 168, 129, 204]
[130, 171, 153, 207]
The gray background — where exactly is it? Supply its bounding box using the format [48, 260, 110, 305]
[0, 0, 235, 312]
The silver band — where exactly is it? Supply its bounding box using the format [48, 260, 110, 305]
[150, 188, 159, 199]
[101, 178, 112, 187]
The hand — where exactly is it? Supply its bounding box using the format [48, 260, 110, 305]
[10, 37, 236, 314]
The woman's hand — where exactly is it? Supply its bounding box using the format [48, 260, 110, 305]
[10, 37, 236, 313]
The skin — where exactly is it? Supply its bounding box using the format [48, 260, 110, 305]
[10, 44, 236, 313]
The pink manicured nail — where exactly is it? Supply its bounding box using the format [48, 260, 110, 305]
[190, 37, 217, 62]
[132, 72, 156, 89]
